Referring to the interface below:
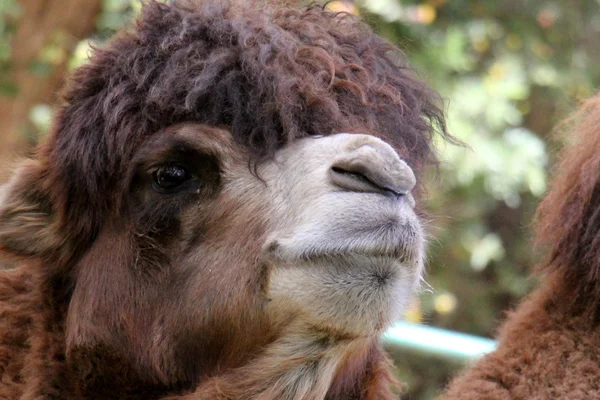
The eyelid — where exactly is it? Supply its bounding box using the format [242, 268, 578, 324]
[147, 161, 188, 174]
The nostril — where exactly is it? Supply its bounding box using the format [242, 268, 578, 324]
[331, 166, 379, 189]
[330, 165, 406, 198]
[329, 134, 417, 203]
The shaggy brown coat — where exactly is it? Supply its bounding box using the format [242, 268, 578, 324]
[442, 93, 600, 399]
[0, 1, 449, 399]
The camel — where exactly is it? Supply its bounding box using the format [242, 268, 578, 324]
[442, 93, 600, 399]
[0, 1, 451, 398]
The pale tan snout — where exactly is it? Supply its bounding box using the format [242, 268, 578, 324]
[264, 132, 424, 338]
[329, 134, 416, 204]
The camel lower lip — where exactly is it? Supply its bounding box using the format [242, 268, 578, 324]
[264, 219, 423, 265]
[297, 250, 410, 263]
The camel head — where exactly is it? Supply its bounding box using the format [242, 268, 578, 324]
[0, 1, 449, 398]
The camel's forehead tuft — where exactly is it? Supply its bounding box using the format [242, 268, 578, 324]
[61, 0, 444, 164]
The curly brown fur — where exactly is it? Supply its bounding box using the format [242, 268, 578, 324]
[441, 93, 600, 399]
[534, 94, 600, 315]
[0, 1, 449, 399]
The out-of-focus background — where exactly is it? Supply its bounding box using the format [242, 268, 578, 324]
[1, 0, 599, 398]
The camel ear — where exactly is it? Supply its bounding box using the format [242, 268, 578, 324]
[0, 160, 63, 259]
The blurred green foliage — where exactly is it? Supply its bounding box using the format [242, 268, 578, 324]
[0, 0, 20, 60]
[3, 0, 600, 398]
[0, 0, 20, 95]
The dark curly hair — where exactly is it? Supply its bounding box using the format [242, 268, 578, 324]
[39, 0, 449, 256]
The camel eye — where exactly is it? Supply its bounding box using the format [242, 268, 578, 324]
[152, 164, 192, 193]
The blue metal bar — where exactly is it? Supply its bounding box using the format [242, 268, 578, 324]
[383, 321, 497, 362]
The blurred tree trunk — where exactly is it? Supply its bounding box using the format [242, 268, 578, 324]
[0, 0, 102, 168]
